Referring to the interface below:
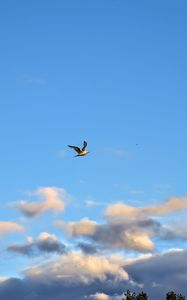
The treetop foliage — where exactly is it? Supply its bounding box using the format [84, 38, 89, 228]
[123, 289, 185, 300]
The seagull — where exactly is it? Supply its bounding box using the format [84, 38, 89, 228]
[68, 141, 89, 157]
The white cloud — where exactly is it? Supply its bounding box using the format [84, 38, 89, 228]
[38, 232, 57, 241]
[90, 292, 110, 300]
[105, 197, 187, 220]
[105, 203, 139, 220]
[1, 249, 187, 300]
[25, 252, 129, 284]
[8, 231, 66, 255]
[15, 187, 71, 217]
[57, 217, 154, 252]
[58, 196, 187, 253]
[89, 292, 123, 300]
[0, 221, 24, 236]
[56, 218, 97, 236]
[85, 199, 104, 207]
[0, 277, 8, 283]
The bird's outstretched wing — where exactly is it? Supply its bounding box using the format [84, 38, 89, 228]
[68, 145, 81, 154]
[82, 141, 87, 151]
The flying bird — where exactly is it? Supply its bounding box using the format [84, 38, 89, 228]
[68, 141, 89, 157]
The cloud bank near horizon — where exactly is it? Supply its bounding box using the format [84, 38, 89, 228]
[0, 249, 187, 300]
[1, 187, 187, 300]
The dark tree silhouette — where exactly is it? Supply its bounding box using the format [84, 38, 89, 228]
[123, 289, 136, 300]
[165, 291, 185, 300]
[177, 294, 185, 300]
[122, 289, 185, 300]
[166, 291, 177, 300]
[136, 291, 148, 300]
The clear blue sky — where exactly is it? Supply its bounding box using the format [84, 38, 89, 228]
[0, 1, 187, 299]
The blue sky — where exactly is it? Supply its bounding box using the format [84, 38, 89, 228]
[0, 1, 187, 299]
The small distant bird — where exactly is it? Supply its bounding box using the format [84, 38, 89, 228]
[68, 141, 89, 157]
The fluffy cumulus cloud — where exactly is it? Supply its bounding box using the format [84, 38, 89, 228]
[25, 252, 129, 283]
[8, 232, 66, 255]
[0, 221, 24, 236]
[89, 292, 122, 300]
[2, 192, 187, 300]
[56, 218, 97, 236]
[105, 197, 187, 220]
[56, 196, 187, 253]
[57, 212, 158, 252]
[14, 187, 70, 217]
[90, 292, 110, 300]
[59, 218, 154, 252]
[0, 249, 187, 300]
